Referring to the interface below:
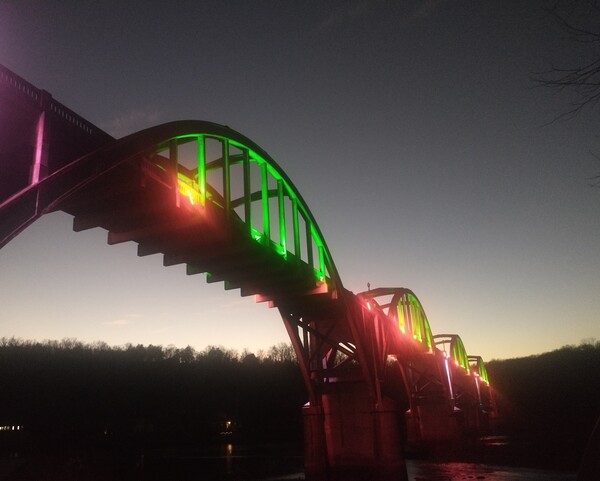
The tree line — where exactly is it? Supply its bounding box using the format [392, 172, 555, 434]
[485, 339, 600, 469]
[0, 338, 306, 451]
[0, 337, 598, 471]
[0, 337, 298, 364]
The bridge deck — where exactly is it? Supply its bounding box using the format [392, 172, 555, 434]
[58, 155, 326, 302]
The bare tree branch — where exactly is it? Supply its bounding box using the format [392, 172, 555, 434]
[533, 0, 600, 119]
[588, 151, 600, 187]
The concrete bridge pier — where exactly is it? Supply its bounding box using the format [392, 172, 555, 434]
[303, 382, 408, 481]
[413, 401, 462, 443]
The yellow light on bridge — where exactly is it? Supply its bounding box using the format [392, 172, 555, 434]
[177, 178, 202, 206]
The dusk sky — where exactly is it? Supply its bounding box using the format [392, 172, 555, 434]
[1, 1, 599, 361]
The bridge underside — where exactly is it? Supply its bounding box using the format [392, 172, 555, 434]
[59, 157, 323, 302]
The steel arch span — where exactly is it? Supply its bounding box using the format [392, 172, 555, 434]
[0, 120, 342, 300]
[0, 64, 495, 481]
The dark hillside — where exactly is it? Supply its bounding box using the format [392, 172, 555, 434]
[0, 338, 598, 476]
[0, 339, 306, 453]
[486, 342, 600, 469]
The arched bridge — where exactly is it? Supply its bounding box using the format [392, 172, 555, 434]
[0, 64, 495, 481]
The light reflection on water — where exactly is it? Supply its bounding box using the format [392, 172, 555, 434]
[258, 462, 577, 481]
[209, 447, 577, 481]
[405, 460, 576, 481]
[0, 443, 579, 480]
[155, 445, 577, 481]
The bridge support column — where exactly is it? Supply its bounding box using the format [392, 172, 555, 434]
[419, 403, 459, 442]
[303, 383, 408, 481]
[405, 400, 463, 452]
[303, 403, 328, 480]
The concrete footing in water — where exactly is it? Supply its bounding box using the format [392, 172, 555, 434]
[303, 382, 408, 481]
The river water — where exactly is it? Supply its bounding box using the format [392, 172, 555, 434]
[0, 443, 580, 480]
[151, 454, 577, 481]
[139, 444, 578, 481]
[405, 460, 576, 481]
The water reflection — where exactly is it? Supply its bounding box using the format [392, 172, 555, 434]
[0, 443, 578, 480]
[152, 446, 576, 481]
[149, 443, 305, 481]
[406, 460, 576, 481]
[225, 443, 233, 475]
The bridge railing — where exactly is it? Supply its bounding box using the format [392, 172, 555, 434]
[0, 64, 108, 139]
[0, 64, 41, 104]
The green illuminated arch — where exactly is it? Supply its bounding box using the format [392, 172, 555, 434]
[468, 355, 489, 384]
[433, 334, 470, 373]
[137, 122, 342, 291]
[359, 287, 433, 350]
[0, 120, 342, 293]
[392, 290, 433, 350]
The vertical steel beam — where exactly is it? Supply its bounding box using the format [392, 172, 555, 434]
[169, 139, 180, 208]
[277, 179, 286, 254]
[405, 297, 413, 338]
[222, 139, 231, 217]
[305, 214, 313, 270]
[197, 135, 206, 206]
[260, 162, 270, 243]
[292, 198, 300, 258]
[318, 244, 326, 280]
[242, 148, 251, 228]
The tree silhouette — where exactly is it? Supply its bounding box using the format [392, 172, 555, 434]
[533, 0, 600, 120]
[533, 1, 600, 185]
[535, 0, 600, 119]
